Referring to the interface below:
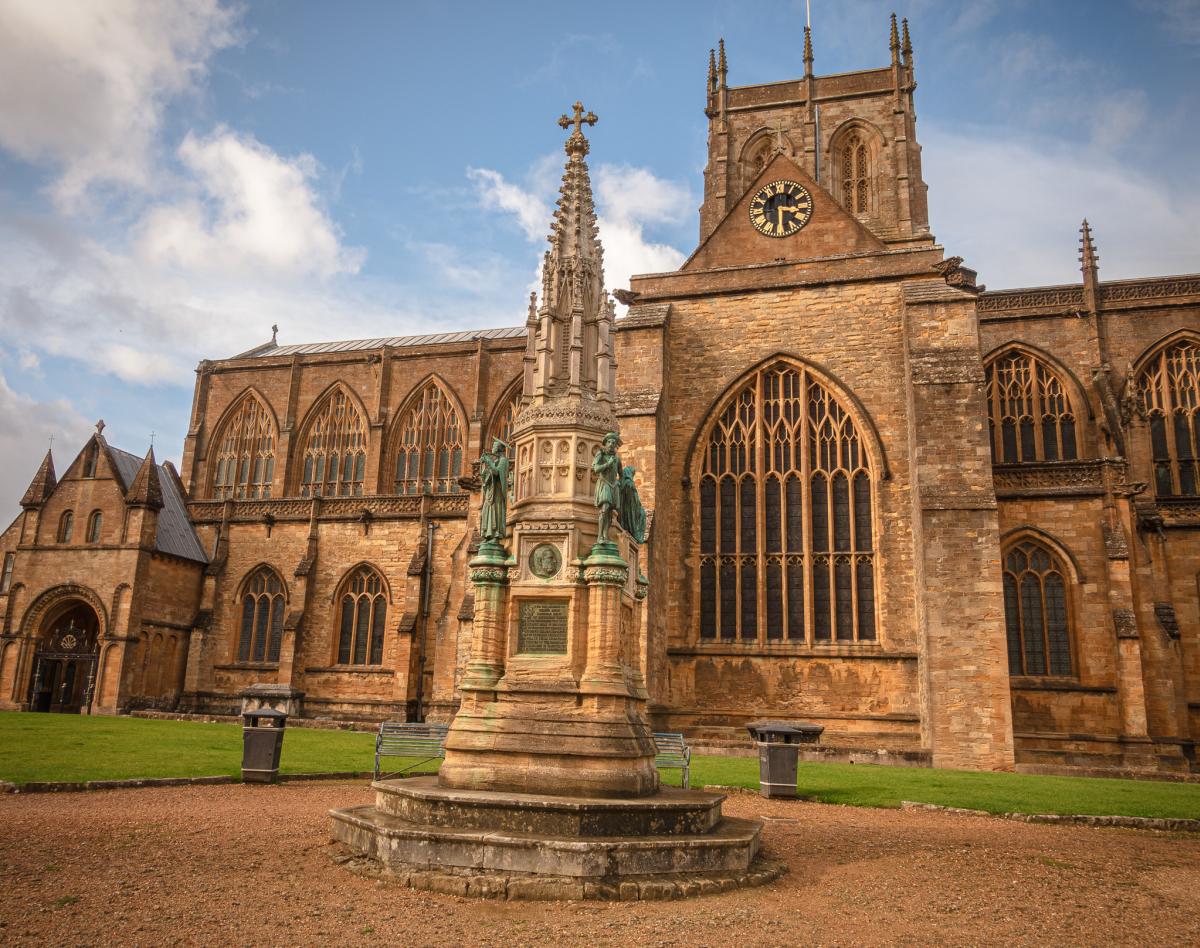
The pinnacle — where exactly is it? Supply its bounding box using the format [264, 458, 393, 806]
[20, 449, 57, 509]
[127, 446, 164, 510]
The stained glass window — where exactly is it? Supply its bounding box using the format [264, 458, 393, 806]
[1002, 539, 1072, 677]
[336, 566, 387, 665]
[392, 380, 464, 495]
[984, 350, 1078, 464]
[299, 388, 366, 498]
[696, 362, 876, 644]
[1138, 339, 1200, 497]
[237, 567, 285, 663]
[211, 392, 276, 499]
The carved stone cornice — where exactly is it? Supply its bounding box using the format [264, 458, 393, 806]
[187, 494, 468, 525]
[992, 460, 1120, 498]
[979, 274, 1200, 318]
[1157, 497, 1200, 528]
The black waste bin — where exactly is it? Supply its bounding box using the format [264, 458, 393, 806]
[746, 720, 824, 799]
[242, 708, 287, 783]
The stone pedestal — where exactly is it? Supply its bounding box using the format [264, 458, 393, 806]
[329, 776, 783, 900]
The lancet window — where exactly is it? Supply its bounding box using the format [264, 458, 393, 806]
[696, 361, 877, 645]
[86, 511, 103, 544]
[1, 553, 13, 593]
[211, 392, 276, 500]
[392, 380, 464, 495]
[1138, 339, 1200, 497]
[840, 133, 870, 215]
[236, 567, 285, 663]
[984, 351, 1078, 464]
[299, 389, 366, 498]
[336, 566, 387, 665]
[1002, 539, 1072, 677]
[57, 511, 73, 544]
[82, 444, 98, 478]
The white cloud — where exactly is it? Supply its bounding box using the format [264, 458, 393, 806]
[468, 160, 689, 296]
[134, 128, 364, 279]
[467, 167, 549, 241]
[0, 0, 240, 207]
[0, 369, 94, 521]
[924, 124, 1200, 288]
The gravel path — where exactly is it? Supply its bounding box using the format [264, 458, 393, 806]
[1, 781, 1197, 946]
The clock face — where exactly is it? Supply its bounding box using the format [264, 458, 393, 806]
[748, 180, 813, 237]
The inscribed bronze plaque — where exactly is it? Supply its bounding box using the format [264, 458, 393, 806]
[517, 599, 569, 655]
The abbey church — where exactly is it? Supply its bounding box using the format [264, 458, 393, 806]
[3, 18, 1198, 778]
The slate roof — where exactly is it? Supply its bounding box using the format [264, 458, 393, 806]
[236, 326, 525, 359]
[108, 447, 208, 564]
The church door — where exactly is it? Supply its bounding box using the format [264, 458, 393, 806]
[29, 602, 100, 714]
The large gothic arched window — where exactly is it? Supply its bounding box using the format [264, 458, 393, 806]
[336, 565, 387, 665]
[211, 391, 276, 499]
[696, 361, 877, 644]
[984, 350, 1078, 464]
[298, 388, 367, 497]
[1002, 538, 1072, 677]
[391, 380, 464, 494]
[237, 567, 285, 663]
[1138, 339, 1200, 497]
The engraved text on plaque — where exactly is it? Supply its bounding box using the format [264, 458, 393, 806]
[517, 599, 569, 655]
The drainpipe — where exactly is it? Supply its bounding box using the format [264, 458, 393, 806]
[413, 519, 438, 722]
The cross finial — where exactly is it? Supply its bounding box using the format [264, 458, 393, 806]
[271, 323, 279, 344]
[558, 101, 597, 159]
[150, 430, 156, 448]
[48, 434, 54, 449]
[95, 419, 105, 435]
[558, 101, 597, 137]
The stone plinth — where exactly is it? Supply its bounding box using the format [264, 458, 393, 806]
[329, 776, 781, 899]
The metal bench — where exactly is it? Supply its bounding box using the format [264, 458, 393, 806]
[374, 722, 449, 779]
[653, 731, 692, 789]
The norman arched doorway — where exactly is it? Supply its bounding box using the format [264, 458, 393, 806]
[29, 601, 100, 714]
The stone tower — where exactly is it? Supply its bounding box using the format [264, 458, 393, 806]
[438, 104, 659, 798]
[700, 17, 931, 248]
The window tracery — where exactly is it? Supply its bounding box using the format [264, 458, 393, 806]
[336, 566, 387, 665]
[488, 382, 523, 449]
[1002, 539, 1072, 677]
[212, 392, 276, 500]
[299, 389, 366, 498]
[984, 350, 1078, 464]
[1138, 339, 1200, 497]
[237, 567, 285, 663]
[696, 361, 876, 644]
[392, 380, 464, 495]
[840, 132, 870, 215]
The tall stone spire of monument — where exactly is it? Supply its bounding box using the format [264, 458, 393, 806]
[530, 101, 615, 403]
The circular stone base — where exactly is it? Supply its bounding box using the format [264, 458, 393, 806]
[331, 843, 787, 901]
[328, 777, 771, 900]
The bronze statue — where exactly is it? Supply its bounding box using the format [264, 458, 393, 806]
[592, 432, 622, 543]
[618, 465, 647, 543]
[479, 439, 510, 542]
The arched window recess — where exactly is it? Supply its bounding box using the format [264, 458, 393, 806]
[1001, 535, 1074, 678]
[210, 390, 277, 500]
[1137, 336, 1200, 497]
[984, 347, 1080, 464]
[390, 377, 465, 495]
[297, 386, 367, 498]
[236, 567, 286, 664]
[335, 565, 388, 665]
[692, 358, 881, 646]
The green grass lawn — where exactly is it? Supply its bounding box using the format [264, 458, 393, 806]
[1, 712, 1198, 820]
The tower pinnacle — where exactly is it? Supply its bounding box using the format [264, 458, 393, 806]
[528, 102, 615, 404]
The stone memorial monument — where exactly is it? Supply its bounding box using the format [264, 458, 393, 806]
[330, 104, 778, 900]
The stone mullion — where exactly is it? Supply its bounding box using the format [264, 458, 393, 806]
[754, 374, 766, 645]
[800, 371, 814, 646]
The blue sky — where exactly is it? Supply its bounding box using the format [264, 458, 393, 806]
[1, 0, 1198, 514]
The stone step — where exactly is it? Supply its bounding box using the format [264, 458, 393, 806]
[373, 775, 724, 836]
[329, 804, 762, 880]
